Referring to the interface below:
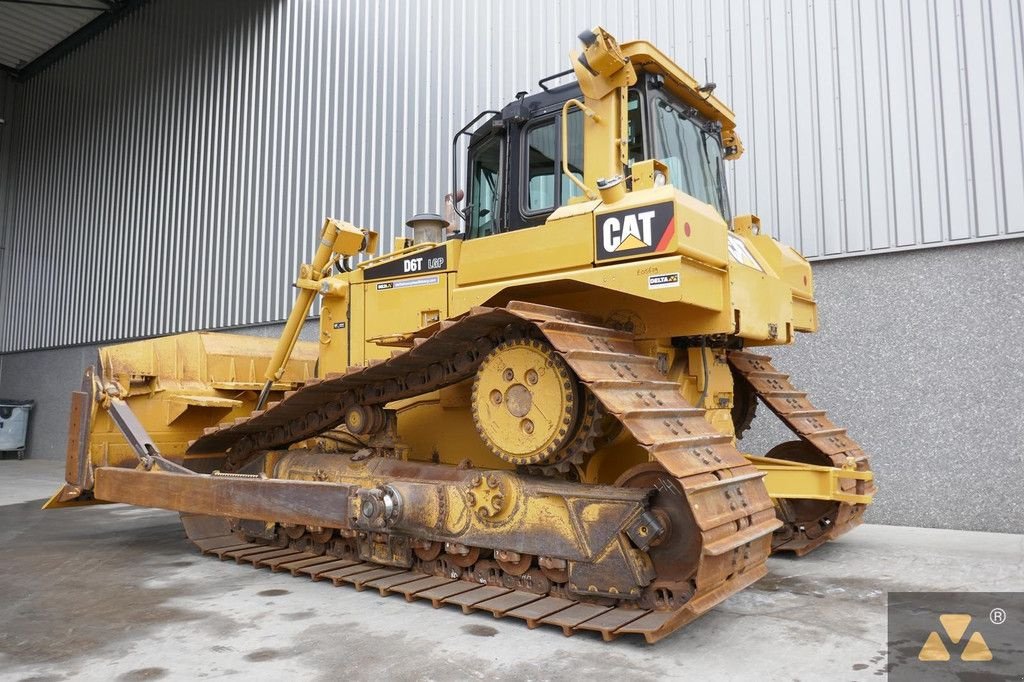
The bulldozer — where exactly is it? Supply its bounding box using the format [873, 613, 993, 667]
[46, 27, 874, 644]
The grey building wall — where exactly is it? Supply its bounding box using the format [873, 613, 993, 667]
[0, 72, 17, 306]
[1, 0, 1022, 353]
[741, 238, 1024, 533]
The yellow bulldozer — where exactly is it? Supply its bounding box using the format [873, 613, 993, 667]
[47, 27, 874, 643]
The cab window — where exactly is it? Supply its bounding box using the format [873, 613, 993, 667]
[526, 122, 557, 211]
[523, 109, 584, 214]
[467, 134, 502, 238]
[626, 90, 644, 165]
[523, 90, 643, 218]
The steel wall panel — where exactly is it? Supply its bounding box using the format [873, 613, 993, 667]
[0, 1, 104, 70]
[1, 0, 1022, 352]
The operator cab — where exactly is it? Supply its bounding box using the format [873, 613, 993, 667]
[457, 71, 733, 239]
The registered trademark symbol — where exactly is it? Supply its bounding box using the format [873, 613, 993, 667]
[990, 607, 1007, 625]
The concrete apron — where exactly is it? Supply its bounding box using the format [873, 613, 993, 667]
[1, 460, 1022, 681]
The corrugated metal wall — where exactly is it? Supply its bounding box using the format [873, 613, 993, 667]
[0, 71, 18, 341]
[0, 0, 104, 70]
[2, 0, 1022, 353]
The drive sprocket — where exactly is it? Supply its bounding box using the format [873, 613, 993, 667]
[471, 337, 583, 467]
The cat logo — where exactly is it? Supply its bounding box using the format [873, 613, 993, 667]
[595, 202, 675, 261]
[603, 210, 657, 252]
[918, 614, 992, 662]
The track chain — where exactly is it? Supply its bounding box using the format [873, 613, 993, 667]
[185, 302, 781, 642]
[727, 350, 876, 555]
[189, 529, 672, 642]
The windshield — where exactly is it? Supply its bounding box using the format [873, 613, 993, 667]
[653, 97, 731, 223]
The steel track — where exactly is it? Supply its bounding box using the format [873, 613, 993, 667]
[727, 351, 876, 555]
[181, 302, 790, 642]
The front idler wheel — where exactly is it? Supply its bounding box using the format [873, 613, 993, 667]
[765, 440, 841, 547]
[616, 462, 701, 610]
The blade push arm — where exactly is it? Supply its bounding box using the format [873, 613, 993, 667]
[256, 219, 377, 410]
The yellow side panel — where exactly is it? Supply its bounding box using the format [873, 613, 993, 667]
[730, 264, 793, 342]
[361, 274, 449, 362]
[742, 229, 818, 334]
[669, 194, 730, 269]
[792, 296, 818, 333]
[350, 281, 366, 365]
[451, 253, 727, 325]
[319, 295, 350, 375]
[457, 216, 594, 286]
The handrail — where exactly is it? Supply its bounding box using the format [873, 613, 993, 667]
[450, 110, 501, 222]
[560, 99, 600, 201]
[538, 67, 574, 92]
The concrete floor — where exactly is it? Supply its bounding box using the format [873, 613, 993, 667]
[2, 460, 1022, 682]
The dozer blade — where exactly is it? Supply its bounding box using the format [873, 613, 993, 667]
[49, 331, 317, 506]
[43, 367, 100, 509]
